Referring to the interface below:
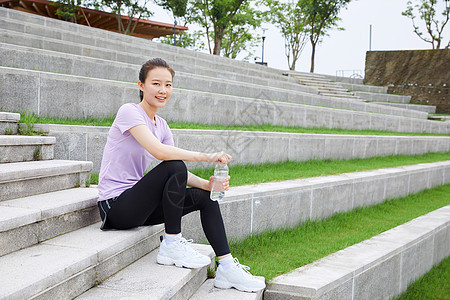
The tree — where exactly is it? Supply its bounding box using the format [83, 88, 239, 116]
[159, 30, 207, 51]
[53, 0, 83, 23]
[221, 2, 261, 59]
[264, 0, 309, 70]
[402, 0, 450, 49]
[90, 0, 153, 35]
[199, 0, 247, 55]
[304, 0, 350, 73]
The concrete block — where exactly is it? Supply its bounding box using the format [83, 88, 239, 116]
[33, 266, 97, 300]
[413, 138, 428, 155]
[192, 278, 264, 300]
[0, 244, 96, 299]
[433, 226, 450, 265]
[353, 254, 401, 300]
[352, 177, 385, 208]
[396, 138, 414, 155]
[310, 180, 353, 220]
[252, 189, 312, 233]
[384, 172, 410, 200]
[376, 136, 397, 156]
[407, 170, 429, 194]
[77, 244, 214, 300]
[0, 160, 93, 201]
[370, 114, 387, 131]
[323, 136, 355, 160]
[0, 136, 55, 163]
[400, 235, 434, 291]
[305, 107, 331, 128]
[288, 135, 326, 161]
[428, 167, 445, 188]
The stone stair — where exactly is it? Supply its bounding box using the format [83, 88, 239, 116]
[0, 113, 258, 300]
[0, 112, 19, 135]
[286, 71, 362, 100]
[2, 6, 449, 133]
[0, 4, 449, 299]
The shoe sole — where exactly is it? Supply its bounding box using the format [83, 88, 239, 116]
[156, 254, 210, 269]
[214, 279, 265, 292]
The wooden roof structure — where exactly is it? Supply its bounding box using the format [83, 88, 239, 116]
[0, 0, 188, 39]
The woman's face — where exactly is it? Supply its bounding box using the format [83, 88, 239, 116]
[139, 67, 173, 110]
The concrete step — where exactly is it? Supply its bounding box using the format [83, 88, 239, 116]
[319, 92, 361, 99]
[340, 82, 388, 93]
[322, 74, 365, 85]
[35, 124, 450, 173]
[356, 91, 412, 103]
[190, 278, 264, 300]
[372, 102, 437, 113]
[0, 222, 164, 299]
[181, 161, 450, 242]
[0, 12, 293, 84]
[0, 111, 19, 134]
[0, 49, 430, 121]
[0, 160, 92, 201]
[0, 41, 316, 97]
[264, 205, 450, 300]
[0, 187, 99, 257]
[0, 135, 55, 163]
[0, 6, 288, 79]
[2, 67, 444, 136]
[76, 243, 214, 300]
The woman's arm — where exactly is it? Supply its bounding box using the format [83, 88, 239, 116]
[128, 124, 231, 163]
[188, 171, 230, 192]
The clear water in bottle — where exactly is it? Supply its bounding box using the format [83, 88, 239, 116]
[210, 164, 229, 201]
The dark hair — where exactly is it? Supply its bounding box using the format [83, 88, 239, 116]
[139, 58, 175, 102]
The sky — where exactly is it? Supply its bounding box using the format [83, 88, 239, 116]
[148, 0, 449, 76]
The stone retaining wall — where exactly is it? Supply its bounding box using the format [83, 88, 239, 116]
[33, 124, 450, 173]
[364, 50, 450, 114]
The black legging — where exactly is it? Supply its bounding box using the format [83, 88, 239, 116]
[98, 160, 231, 257]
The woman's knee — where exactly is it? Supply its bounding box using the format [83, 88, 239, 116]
[161, 160, 187, 175]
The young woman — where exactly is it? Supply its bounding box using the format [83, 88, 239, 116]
[97, 58, 265, 292]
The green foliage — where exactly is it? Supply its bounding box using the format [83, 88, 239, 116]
[220, 2, 262, 59]
[53, 0, 83, 22]
[18, 111, 44, 136]
[199, 0, 247, 55]
[228, 183, 450, 280]
[88, 0, 153, 35]
[159, 30, 207, 51]
[304, 0, 351, 72]
[263, 0, 309, 70]
[158, 0, 188, 17]
[402, 0, 450, 49]
[190, 152, 450, 187]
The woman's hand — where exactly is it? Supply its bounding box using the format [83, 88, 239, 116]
[207, 175, 231, 192]
[204, 151, 232, 164]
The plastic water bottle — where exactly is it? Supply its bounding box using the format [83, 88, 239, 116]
[210, 164, 229, 201]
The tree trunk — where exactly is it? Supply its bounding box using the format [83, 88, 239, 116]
[310, 41, 316, 73]
[290, 57, 297, 70]
[213, 29, 223, 55]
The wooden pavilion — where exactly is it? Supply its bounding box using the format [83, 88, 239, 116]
[0, 0, 188, 39]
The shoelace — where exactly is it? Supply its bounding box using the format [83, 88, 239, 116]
[177, 238, 200, 255]
[233, 258, 253, 277]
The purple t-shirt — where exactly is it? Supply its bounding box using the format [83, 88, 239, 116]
[98, 103, 174, 201]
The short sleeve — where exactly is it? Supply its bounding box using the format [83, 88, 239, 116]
[115, 104, 146, 134]
[160, 118, 174, 146]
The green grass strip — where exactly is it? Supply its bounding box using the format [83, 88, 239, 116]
[87, 152, 450, 186]
[190, 152, 450, 187]
[228, 184, 450, 281]
[393, 256, 450, 300]
[18, 112, 449, 137]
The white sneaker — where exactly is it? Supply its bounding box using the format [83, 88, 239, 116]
[214, 258, 266, 292]
[156, 236, 211, 269]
